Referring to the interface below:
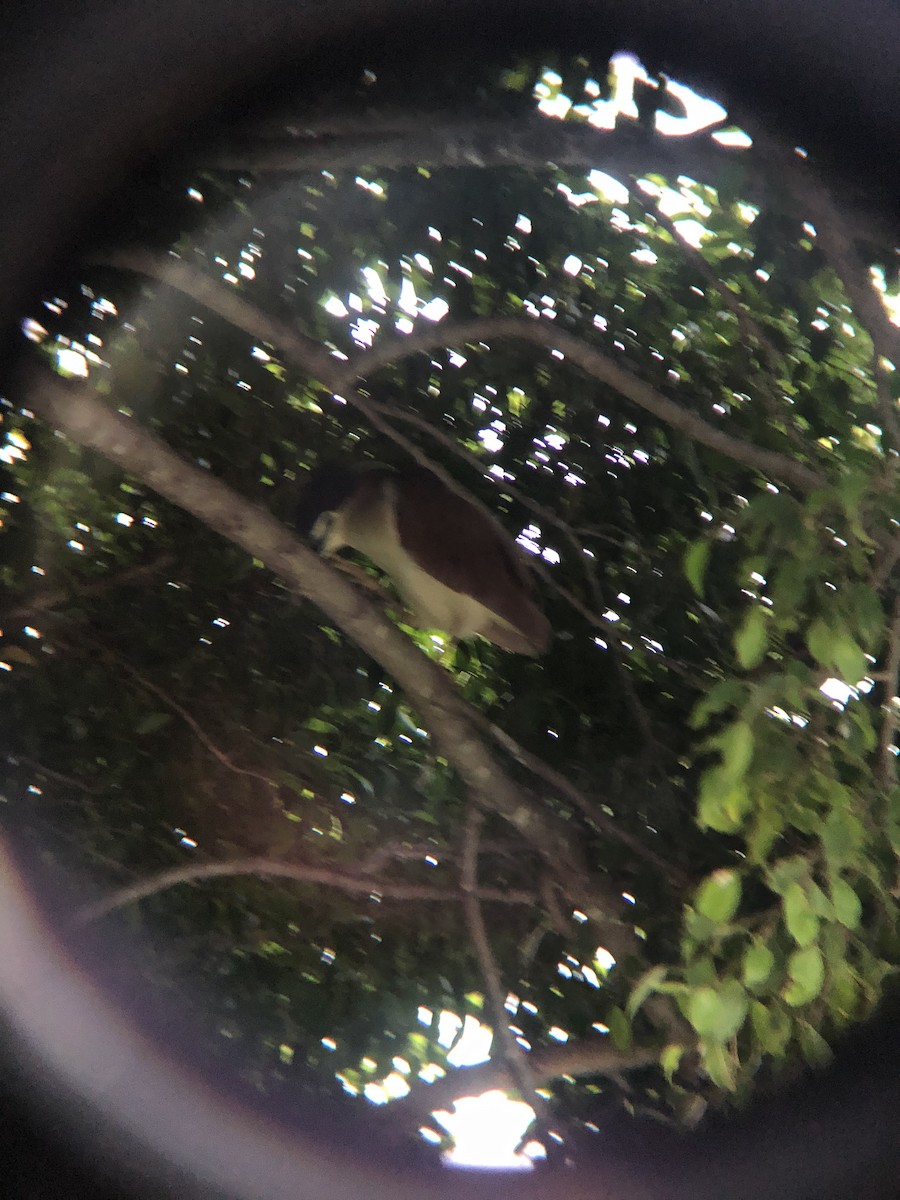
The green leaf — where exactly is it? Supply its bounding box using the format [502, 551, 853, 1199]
[626, 965, 667, 1019]
[831, 878, 862, 929]
[684, 954, 717, 986]
[660, 1043, 685, 1084]
[689, 678, 746, 730]
[684, 538, 711, 596]
[698, 768, 751, 833]
[828, 959, 859, 1021]
[797, 1023, 833, 1066]
[702, 1040, 737, 1091]
[821, 806, 865, 868]
[831, 632, 867, 684]
[805, 617, 834, 668]
[747, 807, 785, 862]
[843, 583, 883, 644]
[767, 856, 809, 894]
[771, 560, 808, 619]
[750, 1000, 792, 1055]
[735, 607, 768, 669]
[743, 940, 775, 990]
[783, 945, 825, 1006]
[783, 882, 820, 946]
[686, 982, 748, 1041]
[134, 712, 173, 736]
[607, 1006, 632, 1052]
[719, 721, 755, 784]
[807, 882, 833, 918]
[695, 870, 742, 924]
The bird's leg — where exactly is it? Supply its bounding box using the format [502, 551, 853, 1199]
[326, 557, 419, 626]
[326, 556, 386, 595]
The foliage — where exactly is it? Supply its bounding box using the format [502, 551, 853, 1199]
[2, 48, 899, 1155]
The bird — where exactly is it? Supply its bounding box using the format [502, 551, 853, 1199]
[295, 463, 551, 656]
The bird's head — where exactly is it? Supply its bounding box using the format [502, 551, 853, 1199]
[296, 462, 397, 553]
[295, 464, 363, 549]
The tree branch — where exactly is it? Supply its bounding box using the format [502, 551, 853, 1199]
[2, 552, 175, 624]
[60, 631, 278, 789]
[487, 723, 689, 889]
[24, 367, 637, 959]
[73, 854, 538, 925]
[8, 754, 101, 795]
[205, 116, 743, 181]
[751, 131, 900, 449]
[878, 595, 900, 790]
[92, 250, 825, 494]
[340, 316, 826, 491]
[460, 806, 552, 1132]
[384, 1038, 658, 1125]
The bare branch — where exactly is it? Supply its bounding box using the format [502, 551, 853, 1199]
[342, 316, 826, 492]
[8, 755, 101, 795]
[206, 117, 743, 180]
[878, 595, 900, 790]
[487, 723, 689, 889]
[201, 109, 898, 258]
[460, 805, 552, 1131]
[61, 631, 278, 789]
[92, 250, 825, 494]
[2, 553, 175, 624]
[74, 855, 538, 925]
[24, 368, 638, 959]
[385, 1038, 659, 1125]
[751, 132, 900, 449]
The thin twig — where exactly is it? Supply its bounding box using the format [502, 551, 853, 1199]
[460, 805, 554, 1134]
[487, 723, 689, 889]
[74, 854, 538, 924]
[62, 630, 278, 789]
[878, 595, 900, 789]
[2, 553, 175, 624]
[10, 755, 101, 795]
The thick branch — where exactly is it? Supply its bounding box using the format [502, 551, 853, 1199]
[74, 855, 537, 925]
[343, 316, 826, 491]
[385, 1039, 659, 1124]
[751, 131, 900, 448]
[93, 250, 825, 494]
[206, 117, 742, 181]
[25, 369, 635, 956]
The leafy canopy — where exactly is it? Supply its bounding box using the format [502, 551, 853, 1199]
[2, 48, 899, 1156]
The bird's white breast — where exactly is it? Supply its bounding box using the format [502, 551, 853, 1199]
[326, 480, 497, 638]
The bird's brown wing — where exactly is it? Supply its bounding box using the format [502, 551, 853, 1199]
[394, 470, 551, 654]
